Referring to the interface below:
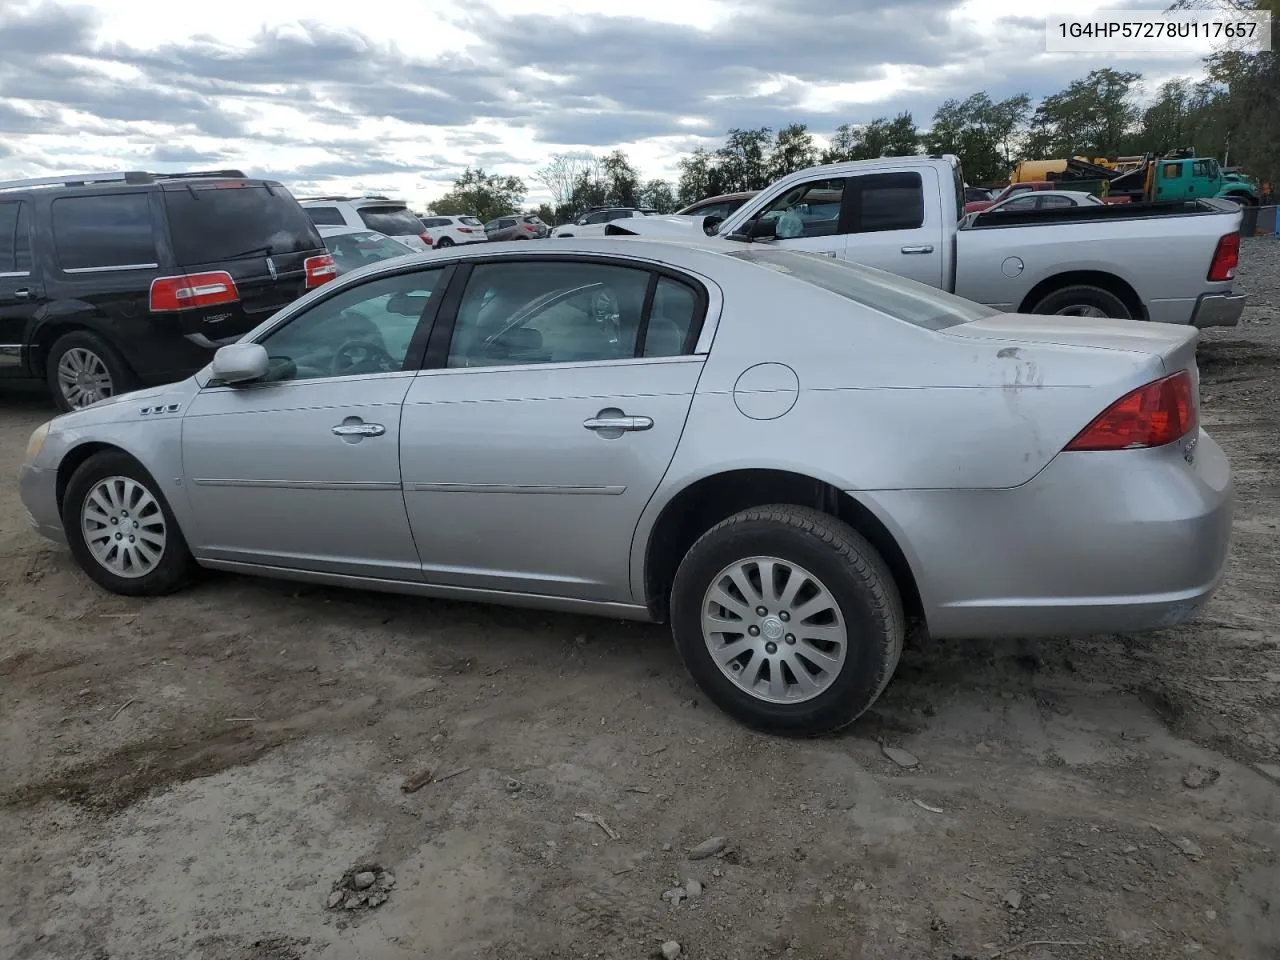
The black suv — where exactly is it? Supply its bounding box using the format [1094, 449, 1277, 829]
[0, 170, 334, 411]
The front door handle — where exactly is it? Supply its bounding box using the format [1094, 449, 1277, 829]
[13, 288, 33, 299]
[332, 421, 386, 439]
[901, 244, 934, 255]
[583, 415, 653, 433]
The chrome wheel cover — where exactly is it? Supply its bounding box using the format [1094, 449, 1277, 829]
[81, 476, 167, 579]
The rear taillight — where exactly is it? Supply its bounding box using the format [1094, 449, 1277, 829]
[1064, 371, 1197, 451]
[149, 271, 239, 312]
[304, 254, 337, 289]
[523, 224, 535, 233]
[1207, 232, 1239, 282]
[458, 226, 474, 233]
[419, 232, 434, 246]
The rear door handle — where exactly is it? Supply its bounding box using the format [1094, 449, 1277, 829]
[901, 245, 934, 255]
[583, 415, 653, 433]
[13, 288, 33, 299]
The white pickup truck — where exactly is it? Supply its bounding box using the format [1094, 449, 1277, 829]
[607, 155, 1247, 326]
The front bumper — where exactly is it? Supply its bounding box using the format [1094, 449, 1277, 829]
[856, 429, 1233, 640]
[1191, 292, 1247, 328]
[19, 462, 66, 545]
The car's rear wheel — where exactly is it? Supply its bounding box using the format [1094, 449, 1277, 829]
[436, 237, 454, 248]
[1031, 284, 1132, 320]
[46, 331, 138, 412]
[61, 451, 197, 596]
[670, 505, 904, 735]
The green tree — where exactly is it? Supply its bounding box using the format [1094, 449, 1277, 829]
[676, 147, 719, 204]
[1024, 68, 1143, 159]
[639, 179, 679, 213]
[769, 123, 819, 179]
[922, 94, 1030, 182]
[822, 112, 918, 163]
[429, 167, 525, 222]
[716, 127, 774, 191]
[599, 150, 641, 207]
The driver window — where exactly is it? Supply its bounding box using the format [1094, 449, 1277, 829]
[759, 178, 846, 239]
[447, 261, 651, 368]
[258, 268, 445, 382]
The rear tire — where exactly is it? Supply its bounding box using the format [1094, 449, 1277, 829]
[46, 331, 138, 413]
[61, 451, 197, 597]
[435, 237, 454, 248]
[669, 505, 904, 735]
[1030, 284, 1132, 320]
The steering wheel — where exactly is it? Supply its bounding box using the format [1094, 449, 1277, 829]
[331, 339, 397, 376]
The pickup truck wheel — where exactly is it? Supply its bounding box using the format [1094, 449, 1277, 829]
[1031, 285, 1132, 321]
[61, 451, 197, 597]
[46, 331, 138, 412]
[669, 505, 904, 736]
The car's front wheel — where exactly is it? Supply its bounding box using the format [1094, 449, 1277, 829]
[670, 505, 904, 735]
[61, 451, 197, 596]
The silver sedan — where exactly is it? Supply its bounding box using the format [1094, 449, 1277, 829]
[18, 237, 1233, 734]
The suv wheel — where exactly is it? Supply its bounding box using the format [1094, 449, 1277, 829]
[435, 237, 454, 248]
[46, 331, 137, 413]
[1030, 284, 1132, 320]
[62, 451, 197, 596]
[670, 505, 904, 735]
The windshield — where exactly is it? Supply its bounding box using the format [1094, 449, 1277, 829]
[323, 231, 414, 274]
[728, 248, 999, 331]
[165, 183, 320, 264]
[357, 205, 424, 236]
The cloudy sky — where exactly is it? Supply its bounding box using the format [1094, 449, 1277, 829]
[0, 0, 1215, 209]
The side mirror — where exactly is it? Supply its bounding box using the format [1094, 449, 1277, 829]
[734, 218, 777, 241]
[210, 342, 269, 384]
[576, 217, 588, 225]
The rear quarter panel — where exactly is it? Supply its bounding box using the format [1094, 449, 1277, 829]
[955, 209, 1241, 314]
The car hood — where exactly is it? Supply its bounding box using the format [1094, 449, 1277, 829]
[604, 215, 713, 238]
[50, 378, 202, 430]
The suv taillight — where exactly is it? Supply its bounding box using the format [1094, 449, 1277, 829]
[1064, 371, 1197, 451]
[418, 232, 434, 246]
[523, 223, 535, 233]
[1207, 232, 1239, 282]
[149, 271, 239, 312]
[304, 254, 337, 289]
[458, 226, 474, 233]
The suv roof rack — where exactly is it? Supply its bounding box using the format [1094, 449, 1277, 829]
[0, 169, 249, 193]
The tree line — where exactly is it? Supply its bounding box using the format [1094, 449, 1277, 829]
[427, 5, 1277, 224]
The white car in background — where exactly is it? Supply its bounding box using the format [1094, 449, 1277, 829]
[551, 206, 660, 238]
[418, 215, 489, 248]
[299, 195, 433, 251]
[317, 226, 416, 275]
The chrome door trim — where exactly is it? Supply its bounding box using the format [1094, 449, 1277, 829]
[190, 478, 402, 491]
[407, 482, 626, 495]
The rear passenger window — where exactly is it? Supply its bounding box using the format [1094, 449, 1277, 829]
[643, 278, 700, 357]
[306, 206, 345, 226]
[357, 206, 423, 236]
[52, 194, 157, 271]
[0, 201, 32, 274]
[857, 172, 924, 233]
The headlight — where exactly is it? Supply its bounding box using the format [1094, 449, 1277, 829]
[25, 421, 50, 462]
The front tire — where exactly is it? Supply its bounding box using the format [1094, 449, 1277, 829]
[46, 331, 137, 412]
[61, 451, 197, 596]
[670, 505, 904, 735]
[1030, 284, 1132, 320]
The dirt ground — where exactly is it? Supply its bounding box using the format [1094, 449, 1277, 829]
[1, 240, 1278, 960]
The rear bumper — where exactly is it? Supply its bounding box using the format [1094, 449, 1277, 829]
[1191, 292, 1247, 328]
[855, 429, 1233, 639]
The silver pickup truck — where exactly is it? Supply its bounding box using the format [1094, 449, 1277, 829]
[609, 156, 1246, 326]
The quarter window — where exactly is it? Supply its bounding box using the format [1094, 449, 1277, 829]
[52, 194, 157, 271]
[0, 200, 32, 274]
[643, 277, 699, 357]
[305, 206, 346, 226]
[448, 261, 654, 368]
[257, 268, 446, 382]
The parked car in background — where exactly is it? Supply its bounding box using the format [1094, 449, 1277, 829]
[419, 215, 488, 248]
[19, 236, 1232, 735]
[605, 155, 1247, 326]
[299, 196, 433, 250]
[965, 189, 1104, 221]
[485, 214, 550, 241]
[676, 192, 757, 222]
[0, 169, 334, 411]
[551, 207, 658, 238]
[963, 186, 994, 204]
[318, 226, 416, 275]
